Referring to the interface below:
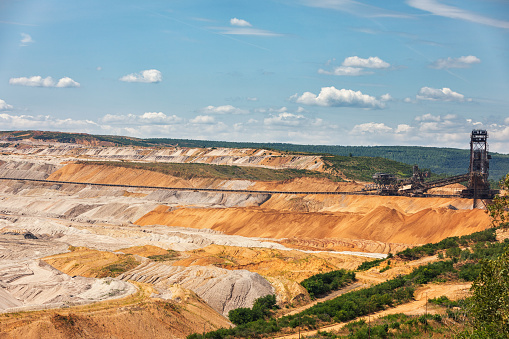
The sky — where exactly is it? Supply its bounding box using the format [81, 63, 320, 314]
[1, 0, 508, 152]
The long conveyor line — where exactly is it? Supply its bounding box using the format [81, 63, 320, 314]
[0, 177, 464, 198]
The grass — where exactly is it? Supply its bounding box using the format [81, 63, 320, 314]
[78, 154, 425, 183]
[322, 155, 418, 182]
[77, 160, 342, 182]
[148, 250, 179, 262]
[92, 254, 140, 278]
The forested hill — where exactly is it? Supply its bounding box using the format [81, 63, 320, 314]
[1, 131, 508, 181]
[146, 139, 509, 181]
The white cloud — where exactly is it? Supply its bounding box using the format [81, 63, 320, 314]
[56, 77, 80, 88]
[230, 18, 252, 27]
[0, 99, 13, 111]
[292, 86, 386, 109]
[0, 113, 97, 131]
[430, 55, 481, 69]
[395, 124, 413, 133]
[407, 0, 509, 29]
[20, 33, 34, 46]
[343, 56, 390, 69]
[101, 112, 182, 125]
[9, 76, 80, 88]
[319, 56, 390, 76]
[416, 87, 470, 102]
[190, 115, 215, 124]
[119, 69, 162, 83]
[380, 94, 393, 102]
[200, 105, 249, 115]
[319, 66, 371, 76]
[350, 122, 392, 134]
[264, 112, 306, 127]
[343, 115, 509, 152]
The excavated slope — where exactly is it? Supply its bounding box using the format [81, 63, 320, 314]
[135, 205, 489, 245]
[47, 163, 491, 246]
[1, 142, 325, 171]
[0, 284, 232, 339]
[118, 261, 274, 316]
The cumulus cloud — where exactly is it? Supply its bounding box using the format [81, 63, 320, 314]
[416, 87, 471, 102]
[119, 69, 162, 83]
[230, 18, 252, 27]
[0, 113, 97, 131]
[264, 112, 307, 127]
[190, 115, 215, 124]
[200, 105, 249, 115]
[100, 112, 182, 125]
[430, 55, 481, 69]
[56, 77, 80, 88]
[345, 114, 509, 152]
[319, 56, 390, 76]
[407, 0, 509, 29]
[291, 86, 386, 109]
[395, 124, 413, 133]
[20, 33, 34, 46]
[351, 122, 392, 134]
[319, 66, 371, 76]
[0, 99, 13, 111]
[9, 76, 80, 88]
[343, 56, 390, 69]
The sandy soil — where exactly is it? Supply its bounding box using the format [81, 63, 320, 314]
[0, 147, 496, 338]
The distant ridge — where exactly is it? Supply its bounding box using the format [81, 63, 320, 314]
[1, 130, 508, 180]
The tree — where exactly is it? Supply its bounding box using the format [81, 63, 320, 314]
[469, 245, 509, 338]
[487, 174, 509, 228]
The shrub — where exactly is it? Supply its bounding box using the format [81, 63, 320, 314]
[300, 269, 355, 298]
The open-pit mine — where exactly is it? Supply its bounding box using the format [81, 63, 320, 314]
[0, 135, 495, 338]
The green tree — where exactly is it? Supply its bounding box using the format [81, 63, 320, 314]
[469, 245, 509, 338]
[487, 174, 509, 228]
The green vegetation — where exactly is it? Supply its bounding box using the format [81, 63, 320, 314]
[312, 313, 447, 338]
[487, 174, 509, 228]
[77, 155, 422, 183]
[141, 138, 509, 180]
[228, 295, 278, 326]
[356, 254, 392, 271]
[322, 156, 415, 182]
[187, 260, 460, 339]
[147, 250, 179, 262]
[428, 295, 462, 308]
[92, 254, 139, 278]
[77, 160, 342, 182]
[4, 130, 508, 180]
[468, 245, 509, 337]
[396, 227, 497, 260]
[300, 269, 356, 299]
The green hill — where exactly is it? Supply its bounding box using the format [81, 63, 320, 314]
[1, 131, 508, 181]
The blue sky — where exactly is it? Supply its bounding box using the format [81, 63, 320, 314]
[1, 0, 508, 152]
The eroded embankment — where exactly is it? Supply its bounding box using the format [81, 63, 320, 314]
[1, 142, 325, 171]
[47, 163, 491, 247]
[135, 204, 489, 245]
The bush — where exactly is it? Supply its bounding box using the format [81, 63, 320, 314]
[300, 269, 355, 298]
[228, 294, 277, 325]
